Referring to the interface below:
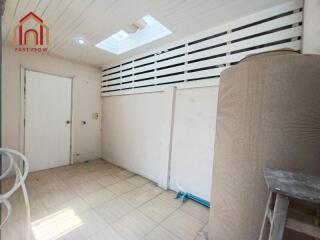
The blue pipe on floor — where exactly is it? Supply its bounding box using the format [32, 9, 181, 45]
[175, 191, 210, 208]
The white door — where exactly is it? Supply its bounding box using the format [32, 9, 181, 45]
[25, 70, 72, 172]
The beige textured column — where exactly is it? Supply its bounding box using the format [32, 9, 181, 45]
[208, 51, 320, 240]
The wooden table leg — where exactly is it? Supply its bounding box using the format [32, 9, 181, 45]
[269, 193, 289, 240]
[315, 204, 320, 240]
[259, 192, 274, 240]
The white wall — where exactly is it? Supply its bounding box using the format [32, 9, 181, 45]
[2, 45, 102, 167]
[101, 86, 218, 201]
[303, 0, 320, 54]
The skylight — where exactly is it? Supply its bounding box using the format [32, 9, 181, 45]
[95, 15, 172, 55]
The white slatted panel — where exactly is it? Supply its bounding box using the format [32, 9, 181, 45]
[101, 1, 303, 96]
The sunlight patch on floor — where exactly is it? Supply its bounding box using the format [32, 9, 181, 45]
[31, 208, 82, 240]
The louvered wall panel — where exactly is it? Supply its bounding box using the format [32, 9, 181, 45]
[101, 1, 303, 96]
[157, 56, 186, 68]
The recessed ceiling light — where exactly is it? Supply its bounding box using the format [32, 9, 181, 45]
[75, 36, 88, 45]
[95, 15, 171, 55]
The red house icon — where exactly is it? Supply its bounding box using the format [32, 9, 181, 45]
[13, 12, 49, 46]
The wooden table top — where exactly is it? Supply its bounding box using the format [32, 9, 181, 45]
[264, 168, 320, 203]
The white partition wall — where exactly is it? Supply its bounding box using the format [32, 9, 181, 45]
[169, 87, 219, 201]
[101, 1, 304, 202]
[101, 92, 167, 183]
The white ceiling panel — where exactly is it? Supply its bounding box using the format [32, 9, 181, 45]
[2, 0, 292, 67]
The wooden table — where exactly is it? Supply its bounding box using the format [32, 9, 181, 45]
[259, 168, 320, 240]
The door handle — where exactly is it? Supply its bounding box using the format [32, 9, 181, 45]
[66, 120, 71, 124]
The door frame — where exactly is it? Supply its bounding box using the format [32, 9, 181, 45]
[20, 66, 75, 167]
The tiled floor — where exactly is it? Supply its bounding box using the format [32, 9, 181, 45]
[1, 160, 209, 240]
